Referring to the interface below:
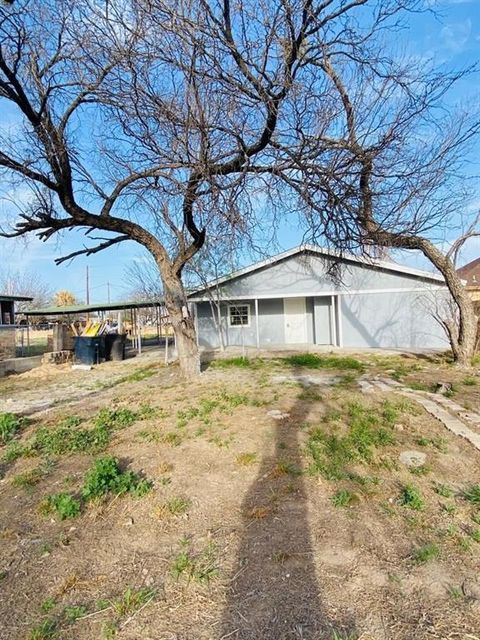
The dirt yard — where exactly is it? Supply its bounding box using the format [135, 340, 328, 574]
[1, 349, 480, 640]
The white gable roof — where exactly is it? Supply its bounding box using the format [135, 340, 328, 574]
[189, 244, 445, 296]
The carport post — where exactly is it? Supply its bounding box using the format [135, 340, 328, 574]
[255, 299, 259, 349]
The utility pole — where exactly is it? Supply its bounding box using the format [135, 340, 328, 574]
[86, 266, 90, 321]
[86, 266, 90, 305]
[107, 281, 111, 304]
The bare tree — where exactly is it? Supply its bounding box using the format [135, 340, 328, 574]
[1, 0, 473, 374]
[0, 265, 52, 311]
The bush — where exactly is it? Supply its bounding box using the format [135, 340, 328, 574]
[81, 456, 152, 501]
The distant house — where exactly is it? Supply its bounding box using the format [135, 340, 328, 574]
[456, 258, 480, 303]
[0, 294, 33, 360]
[188, 245, 449, 351]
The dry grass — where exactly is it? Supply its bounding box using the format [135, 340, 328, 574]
[1, 351, 480, 639]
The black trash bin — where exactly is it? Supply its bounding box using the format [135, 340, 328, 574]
[74, 336, 105, 365]
[104, 333, 127, 362]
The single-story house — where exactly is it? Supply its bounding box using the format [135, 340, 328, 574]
[188, 245, 450, 351]
[457, 257, 480, 303]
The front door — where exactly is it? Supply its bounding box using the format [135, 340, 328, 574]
[284, 297, 308, 343]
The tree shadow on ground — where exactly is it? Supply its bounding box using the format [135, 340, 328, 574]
[219, 373, 357, 640]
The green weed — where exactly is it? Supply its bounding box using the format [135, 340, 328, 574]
[27, 619, 57, 640]
[0, 412, 26, 444]
[39, 493, 81, 520]
[282, 353, 364, 371]
[210, 357, 255, 368]
[409, 465, 431, 477]
[331, 489, 355, 507]
[433, 482, 455, 498]
[40, 597, 56, 613]
[471, 512, 480, 525]
[2, 441, 26, 462]
[469, 528, 480, 543]
[413, 543, 440, 563]
[462, 377, 477, 386]
[81, 456, 153, 501]
[400, 484, 425, 511]
[463, 485, 480, 504]
[63, 605, 87, 621]
[30, 416, 110, 457]
[111, 587, 155, 616]
[160, 497, 191, 516]
[12, 465, 48, 489]
[171, 539, 218, 584]
[236, 452, 257, 466]
[94, 407, 138, 430]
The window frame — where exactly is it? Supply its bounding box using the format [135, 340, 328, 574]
[228, 303, 251, 328]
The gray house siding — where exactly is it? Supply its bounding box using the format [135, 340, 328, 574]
[193, 253, 442, 300]
[191, 250, 449, 351]
[340, 291, 448, 350]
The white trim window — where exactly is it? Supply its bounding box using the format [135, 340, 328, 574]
[229, 304, 250, 327]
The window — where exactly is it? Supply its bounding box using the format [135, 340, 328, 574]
[229, 304, 250, 327]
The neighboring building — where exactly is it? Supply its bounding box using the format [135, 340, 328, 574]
[189, 245, 449, 351]
[0, 294, 33, 360]
[456, 257, 480, 302]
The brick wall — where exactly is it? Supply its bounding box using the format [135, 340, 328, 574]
[0, 328, 16, 360]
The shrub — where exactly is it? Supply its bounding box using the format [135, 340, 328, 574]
[81, 456, 152, 501]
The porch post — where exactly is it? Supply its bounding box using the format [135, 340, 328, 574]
[254, 299, 260, 349]
[336, 296, 343, 347]
[330, 295, 337, 346]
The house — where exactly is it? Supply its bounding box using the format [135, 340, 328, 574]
[188, 245, 449, 351]
[456, 258, 480, 303]
[0, 294, 33, 360]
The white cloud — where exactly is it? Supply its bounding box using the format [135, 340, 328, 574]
[440, 18, 472, 52]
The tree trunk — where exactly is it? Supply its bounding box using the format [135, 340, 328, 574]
[416, 239, 477, 366]
[161, 265, 201, 378]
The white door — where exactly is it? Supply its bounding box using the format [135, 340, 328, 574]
[284, 297, 308, 343]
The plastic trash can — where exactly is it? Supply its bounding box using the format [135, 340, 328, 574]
[104, 334, 127, 361]
[74, 336, 105, 365]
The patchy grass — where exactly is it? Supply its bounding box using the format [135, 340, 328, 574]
[306, 399, 397, 479]
[282, 353, 364, 371]
[12, 464, 51, 489]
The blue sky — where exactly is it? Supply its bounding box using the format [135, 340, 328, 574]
[1, 0, 480, 303]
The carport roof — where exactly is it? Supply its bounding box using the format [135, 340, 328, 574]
[24, 299, 164, 316]
[0, 294, 34, 302]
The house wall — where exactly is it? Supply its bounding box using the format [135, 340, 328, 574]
[192, 252, 450, 351]
[340, 291, 448, 349]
